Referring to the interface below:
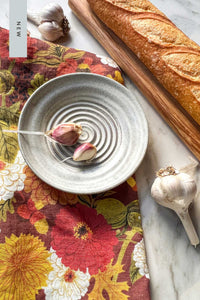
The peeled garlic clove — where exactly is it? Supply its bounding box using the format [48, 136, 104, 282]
[73, 143, 97, 161]
[47, 123, 82, 146]
[38, 21, 64, 41]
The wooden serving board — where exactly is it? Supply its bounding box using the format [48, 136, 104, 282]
[68, 0, 200, 160]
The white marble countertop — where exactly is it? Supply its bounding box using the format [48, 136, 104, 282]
[1, 0, 200, 299]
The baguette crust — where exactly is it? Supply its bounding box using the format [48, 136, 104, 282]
[88, 0, 200, 125]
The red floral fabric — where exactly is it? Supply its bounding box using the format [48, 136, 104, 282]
[0, 27, 151, 300]
[51, 204, 118, 275]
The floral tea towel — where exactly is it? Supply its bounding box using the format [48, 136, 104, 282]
[0, 27, 150, 300]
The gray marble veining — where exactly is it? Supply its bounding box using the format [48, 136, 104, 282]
[125, 1, 200, 298]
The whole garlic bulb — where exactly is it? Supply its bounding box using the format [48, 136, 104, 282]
[27, 3, 70, 42]
[151, 166, 199, 246]
[151, 166, 196, 210]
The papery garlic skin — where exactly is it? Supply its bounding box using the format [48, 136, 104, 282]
[27, 3, 70, 42]
[38, 3, 65, 24]
[38, 22, 64, 42]
[73, 143, 97, 161]
[48, 123, 82, 146]
[151, 167, 197, 212]
[151, 166, 199, 246]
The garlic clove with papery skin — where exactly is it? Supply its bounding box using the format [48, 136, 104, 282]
[151, 166, 199, 247]
[2, 123, 82, 146]
[73, 143, 97, 161]
[47, 123, 82, 146]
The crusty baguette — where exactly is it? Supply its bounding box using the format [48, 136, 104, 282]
[88, 0, 200, 125]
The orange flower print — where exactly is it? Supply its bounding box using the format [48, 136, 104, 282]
[77, 57, 107, 74]
[56, 55, 107, 77]
[17, 198, 49, 234]
[0, 234, 52, 299]
[56, 59, 78, 76]
[23, 166, 78, 209]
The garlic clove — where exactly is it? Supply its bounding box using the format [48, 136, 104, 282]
[73, 143, 97, 161]
[38, 21, 64, 41]
[151, 166, 199, 246]
[47, 123, 82, 146]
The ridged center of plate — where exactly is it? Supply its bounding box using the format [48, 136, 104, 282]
[46, 100, 121, 167]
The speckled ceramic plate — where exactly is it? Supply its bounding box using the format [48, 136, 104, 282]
[18, 73, 148, 194]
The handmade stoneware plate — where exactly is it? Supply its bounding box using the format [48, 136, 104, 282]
[18, 73, 148, 194]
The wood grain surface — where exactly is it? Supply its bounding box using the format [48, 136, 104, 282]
[68, 0, 200, 160]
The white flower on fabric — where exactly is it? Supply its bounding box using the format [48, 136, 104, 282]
[96, 55, 119, 68]
[133, 238, 150, 279]
[44, 248, 91, 300]
[0, 151, 26, 201]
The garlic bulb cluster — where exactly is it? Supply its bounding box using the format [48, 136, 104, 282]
[27, 3, 70, 42]
[151, 166, 199, 247]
